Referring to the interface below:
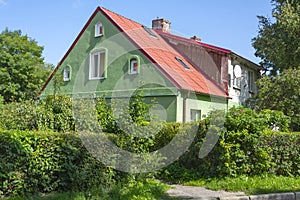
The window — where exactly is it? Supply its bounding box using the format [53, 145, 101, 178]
[63, 69, 70, 81]
[95, 22, 103, 37]
[234, 77, 242, 89]
[191, 109, 201, 121]
[63, 65, 71, 81]
[175, 57, 190, 70]
[130, 59, 138, 74]
[90, 50, 106, 79]
[228, 74, 231, 88]
[248, 70, 254, 92]
[128, 56, 140, 74]
[142, 25, 157, 38]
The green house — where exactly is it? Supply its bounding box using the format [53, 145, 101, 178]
[39, 7, 250, 123]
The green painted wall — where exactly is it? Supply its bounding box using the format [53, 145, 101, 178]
[41, 11, 176, 99]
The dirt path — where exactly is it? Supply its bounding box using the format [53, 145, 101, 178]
[166, 184, 245, 199]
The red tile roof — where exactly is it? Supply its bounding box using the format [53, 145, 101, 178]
[100, 7, 228, 98]
[39, 7, 228, 98]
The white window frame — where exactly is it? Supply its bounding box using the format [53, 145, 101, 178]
[63, 65, 71, 82]
[190, 109, 201, 121]
[95, 22, 103, 37]
[130, 60, 138, 74]
[63, 69, 70, 81]
[89, 50, 107, 80]
[128, 56, 140, 75]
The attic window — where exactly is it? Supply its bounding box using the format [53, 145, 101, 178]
[95, 22, 103, 37]
[175, 57, 190, 70]
[142, 25, 157, 38]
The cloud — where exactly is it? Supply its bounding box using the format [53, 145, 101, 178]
[0, 0, 7, 6]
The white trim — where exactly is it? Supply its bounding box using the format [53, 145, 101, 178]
[89, 50, 106, 80]
[130, 59, 138, 74]
[95, 22, 103, 37]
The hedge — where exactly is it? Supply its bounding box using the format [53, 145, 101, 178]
[0, 130, 116, 197]
[160, 107, 298, 179]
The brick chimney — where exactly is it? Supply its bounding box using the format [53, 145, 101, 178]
[152, 18, 171, 33]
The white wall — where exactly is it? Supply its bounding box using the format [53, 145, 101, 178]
[228, 59, 257, 106]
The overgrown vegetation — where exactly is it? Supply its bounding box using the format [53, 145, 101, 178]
[1, 95, 299, 198]
[248, 67, 300, 131]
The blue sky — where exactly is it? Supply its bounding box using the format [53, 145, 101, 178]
[0, 0, 273, 66]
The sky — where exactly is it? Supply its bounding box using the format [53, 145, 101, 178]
[0, 0, 273, 66]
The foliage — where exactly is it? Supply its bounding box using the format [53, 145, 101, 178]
[0, 130, 116, 198]
[250, 67, 300, 131]
[0, 95, 75, 132]
[158, 107, 296, 180]
[252, 0, 300, 75]
[0, 29, 51, 102]
[3, 179, 174, 200]
[261, 131, 300, 176]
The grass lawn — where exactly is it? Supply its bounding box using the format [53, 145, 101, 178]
[183, 175, 300, 195]
[3, 179, 178, 200]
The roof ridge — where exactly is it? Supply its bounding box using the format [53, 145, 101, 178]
[156, 30, 231, 54]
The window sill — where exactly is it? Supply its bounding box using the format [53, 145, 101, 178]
[94, 34, 103, 38]
[89, 77, 105, 80]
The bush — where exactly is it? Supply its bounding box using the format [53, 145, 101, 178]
[158, 107, 297, 180]
[0, 95, 75, 132]
[261, 131, 300, 176]
[0, 130, 115, 197]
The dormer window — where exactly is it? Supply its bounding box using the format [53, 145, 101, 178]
[128, 56, 140, 74]
[63, 65, 71, 81]
[95, 22, 103, 37]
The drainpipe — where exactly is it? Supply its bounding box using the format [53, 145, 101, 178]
[183, 97, 186, 123]
[182, 90, 191, 123]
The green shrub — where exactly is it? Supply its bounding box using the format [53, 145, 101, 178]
[261, 131, 300, 176]
[0, 130, 114, 197]
[0, 96, 75, 132]
[159, 107, 296, 180]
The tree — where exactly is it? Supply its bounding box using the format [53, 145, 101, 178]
[0, 29, 50, 102]
[252, 0, 300, 75]
[250, 67, 300, 131]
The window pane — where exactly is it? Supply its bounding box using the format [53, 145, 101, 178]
[100, 52, 105, 77]
[93, 54, 99, 78]
[64, 69, 70, 81]
[130, 59, 138, 74]
[191, 109, 201, 121]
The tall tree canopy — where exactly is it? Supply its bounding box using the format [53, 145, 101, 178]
[252, 0, 300, 75]
[0, 29, 50, 102]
